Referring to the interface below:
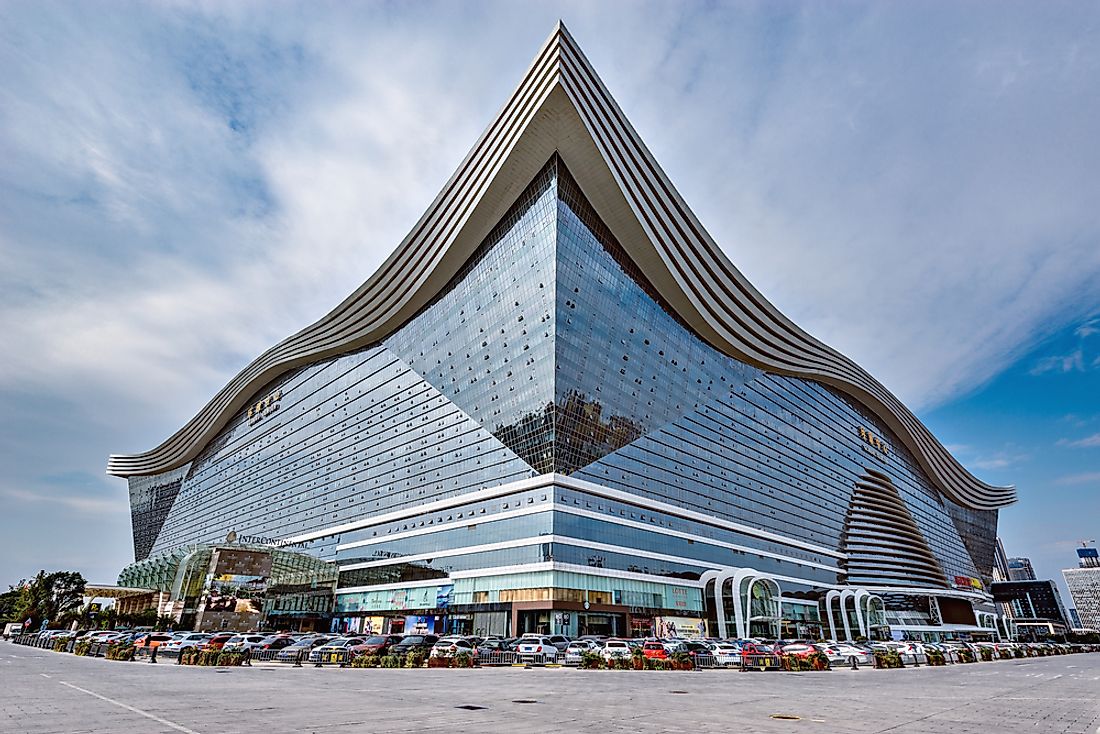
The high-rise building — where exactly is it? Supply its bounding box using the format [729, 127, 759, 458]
[107, 23, 1014, 641]
[990, 580, 1071, 640]
[1007, 557, 1037, 581]
[1063, 546, 1100, 630]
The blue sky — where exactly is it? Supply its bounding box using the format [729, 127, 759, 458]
[0, 1, 1097, 606]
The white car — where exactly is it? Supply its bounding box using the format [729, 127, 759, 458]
[515, 636, 559, 662]
[602, 639, 632, 661]
[563, 640, 601, 665]
[308, 637, 366, 663]
[84, 631, 127, 643]
[161, 633, 211, 654]
[705, 641, 742, 666]
[429, 636, 478, 659]
[222, 634, 268, 651]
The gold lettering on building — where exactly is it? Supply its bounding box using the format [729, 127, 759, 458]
[248, 389, 283, 426]
[858, 426, 889, 458]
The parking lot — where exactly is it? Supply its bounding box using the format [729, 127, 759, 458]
[3, 641, 1100, 734]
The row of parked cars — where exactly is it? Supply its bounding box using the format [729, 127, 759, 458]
[28, 627, 1089, 666]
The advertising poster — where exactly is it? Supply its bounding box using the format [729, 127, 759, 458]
[654, 616, 705, 639]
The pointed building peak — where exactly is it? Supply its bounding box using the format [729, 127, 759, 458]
[108, 24, 1015, 514]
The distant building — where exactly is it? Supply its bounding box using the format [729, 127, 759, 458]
[1007, 557, 1037, 581]
[1069, 607, 1083, 628]
[991, 580, 1071, 639]
[1062, 546, 1100, 631]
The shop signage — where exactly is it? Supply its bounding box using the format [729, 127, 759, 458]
[223, 530, 308, 549]
[858, 426, 890, 459]
[248, 389, 283, 425]
[953, 575, 984, 591]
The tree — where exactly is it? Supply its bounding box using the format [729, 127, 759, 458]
[0, 585, 23, 624]
[14, 571, 86, 629]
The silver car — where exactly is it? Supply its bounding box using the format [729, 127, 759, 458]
[515, 636, 559, 663]
[563, 640, 600, 665]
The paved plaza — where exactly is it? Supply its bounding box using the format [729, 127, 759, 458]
[2, 644, 1099, 734]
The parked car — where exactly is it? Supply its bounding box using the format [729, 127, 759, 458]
[349, 634, 404, 657]
[429, 636, 478, 659]
[133, 633, 176, 649]
[274, 635, 331, 662]
[199, 632, 236, 651]
[563, 640, 601, 665]
[257, 634, 298, 651]
[477, 637, 511, 652]
[161, 633, 212, 654]
[308, 637, 366, 664]
[816, 643, 872, 666]
[642, 641, 670, 660]
[705, 641, 743, 666]
[515, 636, 559, 662]
[389, 634, 439, 657]
[545, 635, 571, 651]
[601, 639, 632, 661]
[780, 643, 819, 659]
[222, 634, 269, 652]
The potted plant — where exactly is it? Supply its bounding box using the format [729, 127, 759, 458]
[670, 651, 694, 671]
[578, 651, 604, 669]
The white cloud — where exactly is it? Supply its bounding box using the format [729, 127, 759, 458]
[1055, 472, 1100, 486]
[1059, 433, 1100, 449]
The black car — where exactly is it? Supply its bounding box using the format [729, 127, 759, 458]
[680, 640, 713, 656]
[389, 634, 439, 656]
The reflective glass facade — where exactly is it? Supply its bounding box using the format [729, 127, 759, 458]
[126, 155, 998, 636]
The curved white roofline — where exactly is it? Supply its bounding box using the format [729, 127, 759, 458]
[107, 23, 1015, 512]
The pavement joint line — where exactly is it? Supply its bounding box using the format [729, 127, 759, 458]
[57, 680, 202, 734]
[39, 673, 50, 678]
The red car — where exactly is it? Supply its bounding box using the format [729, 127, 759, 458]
[349, 634, 404, 658]
[133, 633, 175, 649]
[200, 632, 236, 651]
[642, 641, 670, 660]
[780, 643, 817, 659]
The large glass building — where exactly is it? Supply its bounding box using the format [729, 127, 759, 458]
[109, 24, 1015, 641]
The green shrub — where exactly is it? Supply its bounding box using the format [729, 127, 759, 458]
[956, 648, 976, 663]
[998, 649, 1013, 660]
[873, 650, 903, 669]
[579, 651, 604, 669]
[669, 651, 693, 671]
[52, 639, 69, 653]
[379, 654, 402, 668]
[215, 651, 244, 667]
[808, 652, 831, 671]
[106, 644, 135, 661]
[979, 647, 994, 662]
[452, 651, 475, 668]
[74, 640, 92, 657]
[351, 654, 380, 668]
[405, 650, 427, 668]
[925, 650, 946, 666]
[179, 648, 201, 665]
[1013, 648, 1026, 658]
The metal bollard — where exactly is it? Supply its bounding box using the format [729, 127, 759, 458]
[293, 650, 303, 667]
[149, 645, 158, 664]
[849, 655, 858, 670]
[243, 649, 252, 667]
[912, 654, 920, 667]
